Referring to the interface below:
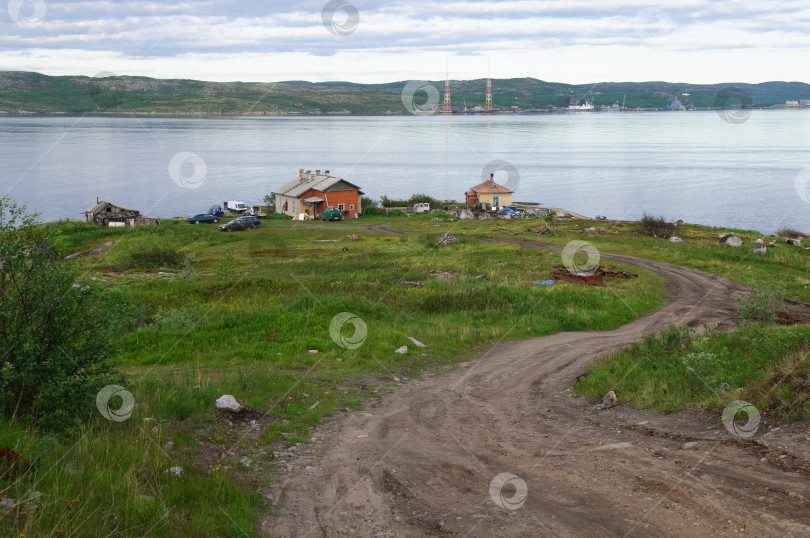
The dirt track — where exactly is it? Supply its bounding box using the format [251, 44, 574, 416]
[266, 234, 810, 537]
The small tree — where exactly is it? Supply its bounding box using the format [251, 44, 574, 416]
[0, 197, 127, 430]
[263, 194, 276, 209]
[360, 196, 378, 209]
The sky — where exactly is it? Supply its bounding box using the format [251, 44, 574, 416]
[1, 0, 809, 84]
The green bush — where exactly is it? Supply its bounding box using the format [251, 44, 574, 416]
[736, 286, 785, 323]
[0, 196, 129, 431]
[640, 212, 676, 238]
[362, 207, 381, 216]
[388, 210, 404, 217]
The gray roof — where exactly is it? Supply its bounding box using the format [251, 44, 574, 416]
[86, 200, 137, 214]
[273, 173, 362, 198]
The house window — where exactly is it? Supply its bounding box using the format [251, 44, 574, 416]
[349, 204, 354, 211]
[338, 203, 345, 211]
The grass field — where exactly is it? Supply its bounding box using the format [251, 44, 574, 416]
[1, 216, 666, 536]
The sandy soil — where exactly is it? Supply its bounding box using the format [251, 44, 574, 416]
[265, 234, 810, 537]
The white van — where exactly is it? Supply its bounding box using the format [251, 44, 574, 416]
[413, 203, 430, 213]
[223, 201, 249, 213]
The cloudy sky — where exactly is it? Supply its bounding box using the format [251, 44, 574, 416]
[2, 0, 809, 83]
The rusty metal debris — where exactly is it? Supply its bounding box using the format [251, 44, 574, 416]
[552, 265, 638, 286]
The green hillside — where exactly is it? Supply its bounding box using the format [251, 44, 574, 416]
[0, 71, 808, 115]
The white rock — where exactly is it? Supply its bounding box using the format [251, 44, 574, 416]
[395, 346, 408, 354]
[308, 349, 319, 354]
[215, 395, 244, 413]
[408, 337, 427, 347]
[668, 236, 683, 243]
[165, 466, 183, 477]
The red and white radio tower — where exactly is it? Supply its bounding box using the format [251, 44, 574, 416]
[442, 59, 452, 113]
[485, 61, 493, 112]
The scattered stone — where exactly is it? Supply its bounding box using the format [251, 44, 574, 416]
[755, 238, 764, 244]
[215, 395, 244, 414]
[719, 234, 742, 247]
[668, 236, 684, 243]
[408, 337, 427, 347]
[682, 442, 698, 450]
[437, 232, 459, 246]
[595, 390, 618, 410]
[396, 277, 421, 287]
[584, 226, 596, 232]
[718, 382, 730, 393]
[473, 274, 487, 280]
[750, 244, 767, 254]
[454, 208, 474, 220]
[164, 466, 183, 477]
[477, 213, 491, 220]
[488, 263, 506, 268]
[305, 465, 313, 471]
[430, 271, 454, 279]
[395, 346, 408, 354]
[308, 349, 319, 354]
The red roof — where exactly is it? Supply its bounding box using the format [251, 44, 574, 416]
[467, 179, 514, 195]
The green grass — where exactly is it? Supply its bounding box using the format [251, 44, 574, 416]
[573, 323, 810, 420]
[1, 217, 666, 536]
[384, 213, 810, 301]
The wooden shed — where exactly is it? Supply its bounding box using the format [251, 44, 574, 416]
[85, 199, 159, 227]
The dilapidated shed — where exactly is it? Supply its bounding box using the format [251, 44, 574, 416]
[85, 199, 159, 227]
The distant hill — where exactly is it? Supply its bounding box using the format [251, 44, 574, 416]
[0, 71, 808, 115]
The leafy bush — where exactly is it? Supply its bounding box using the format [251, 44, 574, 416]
[735, 286, 785, 323]
[776, 227, 806, 239]
[379, 193, 442, 208]
[0, 196, 128, 430]
[360, 196, 378, 208]
[362, 207, 381, 216]
[388, 210, 404, 217]
[640, 213, 676, 238]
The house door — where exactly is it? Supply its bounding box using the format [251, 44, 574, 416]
[492, 196, 500, 208]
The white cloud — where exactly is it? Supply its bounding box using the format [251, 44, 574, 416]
[1, 0, 808, 82]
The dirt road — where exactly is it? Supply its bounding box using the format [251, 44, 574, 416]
[266, 236, 810, 537]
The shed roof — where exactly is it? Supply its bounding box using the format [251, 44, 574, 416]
[467, 179, 514, 195]
[86, 200, 138, 214]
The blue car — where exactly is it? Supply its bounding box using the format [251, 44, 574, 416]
[497, 207, 517, 217]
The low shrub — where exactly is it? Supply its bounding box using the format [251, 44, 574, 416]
[776, 227, 806, 239]
[735, 286, 785, 323]
[640, 212, 676, 238]
[362, 207, 381, 216]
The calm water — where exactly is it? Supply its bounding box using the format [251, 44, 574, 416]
[1, 112, 809, 233]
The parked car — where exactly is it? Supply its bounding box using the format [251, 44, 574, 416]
[497, 207, 517, 217]
[505, 206, 525, 214]
[595, 215, 608, 220]
[413, 202, 430, 213]
[218, 219, 255, 232]
[233, 215, 261, 227]
[187, 213, 220, 224]
[320, 207, 343, 221]
[207, 205, 224, 217]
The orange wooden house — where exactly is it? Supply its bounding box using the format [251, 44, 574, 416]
[272, 169, 364, 219]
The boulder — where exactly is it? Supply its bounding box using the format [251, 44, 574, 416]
[786, 238, 802, 247]
[395, 346, 408, 354]
[719, 234, 742, 247]
[477, 213, 491, 220]
[215, 395, 244, 414]
[750, 244, 767, 254]
[755, 238, 764, 244]
[455, 209, 474, 220]
[595, 390, 618, 410]
[408, 337, 427, 347]
[668, 236, 684, 243]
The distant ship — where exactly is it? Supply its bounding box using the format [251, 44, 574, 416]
[568, 101, 594, 111]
